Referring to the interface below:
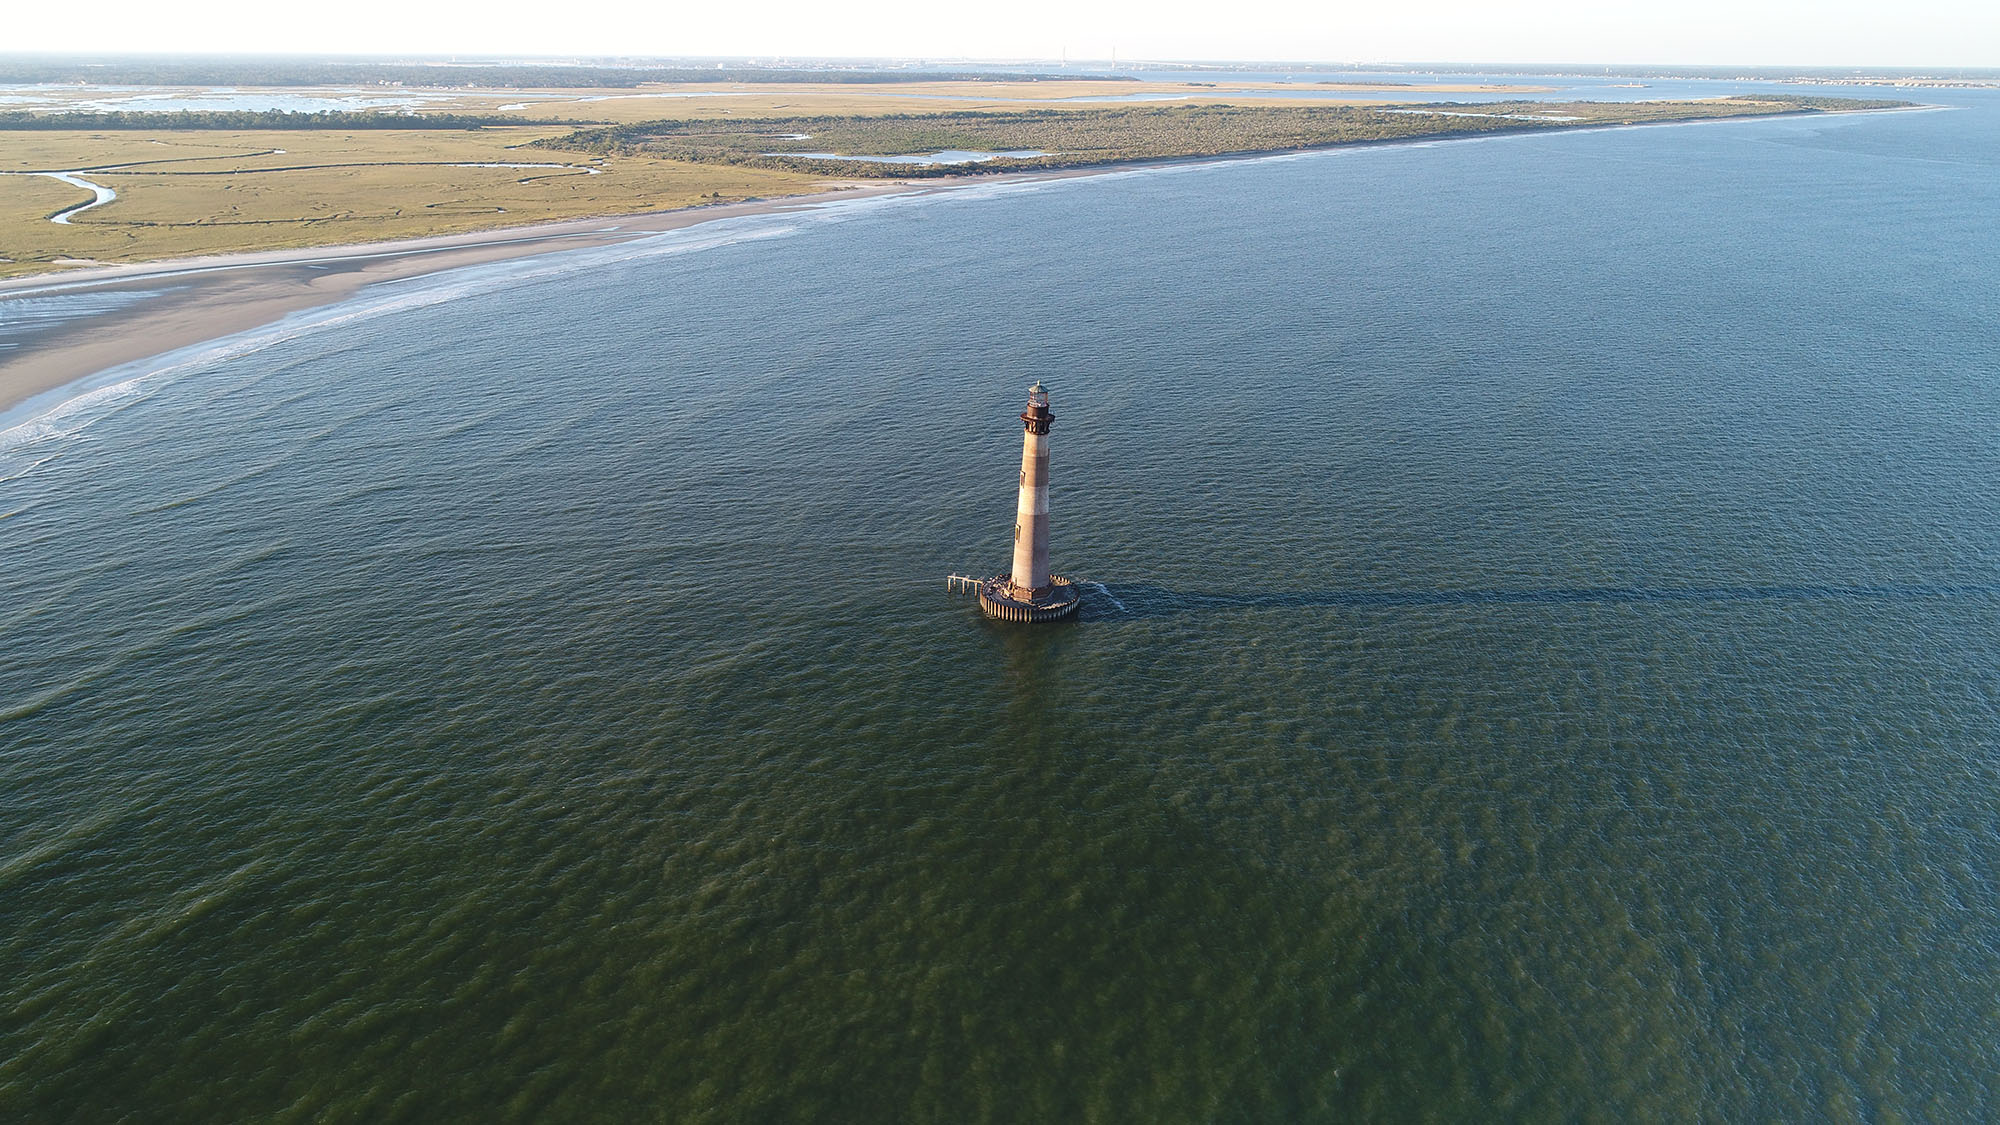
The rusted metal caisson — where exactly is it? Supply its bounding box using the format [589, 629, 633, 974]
[978, 382, 1081, 623]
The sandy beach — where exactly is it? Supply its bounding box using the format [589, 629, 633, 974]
[1, 102, 1918, 428]
[0, 182, 932, 422]
[1, 146, 1200, 425]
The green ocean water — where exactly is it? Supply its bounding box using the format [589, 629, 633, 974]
[4, 88, 2000, 1119]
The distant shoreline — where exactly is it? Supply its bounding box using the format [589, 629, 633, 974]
[0, 103, 1925, 431]
[0, 184, 925, 428]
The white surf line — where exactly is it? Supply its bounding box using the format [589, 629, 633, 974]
[0, 215, 810, 447]
[0, 226, 652, 300]
[1083, 581, 1127, 611]
[5, 107, 1893, 294]
[33, 172, 117, 225]
[0, 186, 929, 301]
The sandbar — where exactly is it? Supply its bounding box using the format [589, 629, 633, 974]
[0, 101, 1919, 427]
[0, 183, 933, 422]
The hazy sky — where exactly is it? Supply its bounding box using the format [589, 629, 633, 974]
[10, 0, 1998, 67]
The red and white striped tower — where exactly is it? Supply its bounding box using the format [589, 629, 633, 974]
[1009, 382, 1054, 598]
[979, 382, 1080, 622]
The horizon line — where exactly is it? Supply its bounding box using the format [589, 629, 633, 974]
[1, 51, 1998, 75]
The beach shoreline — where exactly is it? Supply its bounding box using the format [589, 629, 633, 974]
[0, 102, 1925, 429]
[0, 182, 937, 423]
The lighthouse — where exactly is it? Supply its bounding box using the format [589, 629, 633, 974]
[978, 382, 1081, 623]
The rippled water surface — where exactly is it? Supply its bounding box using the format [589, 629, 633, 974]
[5, 93, 2000, 1120]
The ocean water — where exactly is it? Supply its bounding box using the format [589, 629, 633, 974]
[5, 93, 2000, 1120]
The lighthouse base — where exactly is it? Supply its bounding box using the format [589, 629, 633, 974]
[978, 575, 1081, 623]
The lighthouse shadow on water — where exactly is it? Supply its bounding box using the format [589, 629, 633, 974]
[951, 384, 2000, 624]
[1067, 580, 2000, 621]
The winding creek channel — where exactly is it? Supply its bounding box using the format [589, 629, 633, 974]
[33, 172, 118, 225]
[9, 161, 601, 226]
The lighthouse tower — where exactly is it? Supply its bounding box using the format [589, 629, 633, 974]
[979, 382, 1081, 623]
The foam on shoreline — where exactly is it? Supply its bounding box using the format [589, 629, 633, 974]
[0, 103, 1919, 445]
[0, 214, 818, 454]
